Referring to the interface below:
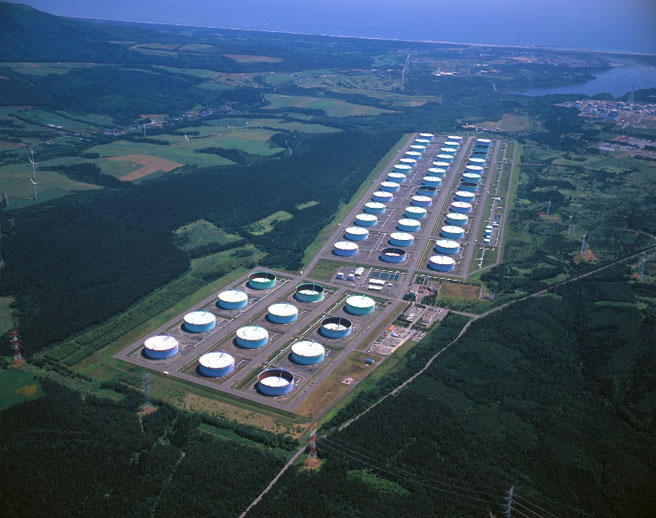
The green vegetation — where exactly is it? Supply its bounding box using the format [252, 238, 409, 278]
[246, 210, 294, 235]
[0, 369, 42, 411]
[0, 296, 16, 334]
[174, 219, 241, 252]
[263, 93, 394, 117]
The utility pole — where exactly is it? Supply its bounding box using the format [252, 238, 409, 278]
[504, 486, 514, 518]
[142, 373, 151, 408]
[580, 234, 587, 256]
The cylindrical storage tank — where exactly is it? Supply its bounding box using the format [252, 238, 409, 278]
[345, 226, 369, 241]
[394, 164, 413, 175]
[380, 247, 407, 263]
[433, 161, 450, 169]
[451, 201, 473, 214]
[446, 212, 469, 227]
[462, 173, 482, 185]
[445, 140, 460, 148]
[476, 138, 492, 147]
[291, 340, 325, 365]
[333, 241, 359, 256]
[267, 302, 298, 324]
[355, 213, 378, 227]
[217, 289, 248, 310]
[236, 325, 269, 349]
[320, 316, 352, 339]
[440, 147, 458, 155]
[183, 311, 216, 333]
[372, 191, 394, 203]
[441, 225, 465, 239]
[427, 167, 447, 178]
[399, 158, 417, 167]
[364, 201, 386, 215]
[417, 185, 438, 197]
[454, 190, 476, 202]
[415, 138, 431, 146]
[143, 335, 179, 359]
[387, 172, 406, 183]
[380, 181, 400, 193]
[199, 351, 235, 378]
[447, 135, 462, 141]
[436, 153, 453, 161]
[435, 239, 460, 255]
[419, 132, 434, 140]
[405, 206, 427, 219]
[468, 157, 486, 167]
[411, 195, 432, 207]
[345, 295, 376, 315]
[485, 225, 494, 232]
[429, 255, 456, 272]
[257, 369, 294, 396]
[389, 232, 414, 247]
[422, 176, 442, 187]
[397, 218, 421, 232]
[248, 271, 276, 290]
[465, 165, 484, 176]
[409, 144, 426, 153]
[295, 282, 325, 303]
[405, 151, 422, 161]
[459, 182, 478, 192]
[472, 148, 489, 157]
[483, 238, 491, 245]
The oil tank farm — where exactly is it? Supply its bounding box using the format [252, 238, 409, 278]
[217, 289, 248, 310]
[441, 225, 465, 239]
[355, 213, 378, 227]
[405, 150, 423, 161]
[422, 176, 442, 187]
[427, 167, 447, 178]
[405, 206, 427, 219]
[258, 368, 294, 396]
[394, 164, 413, 175]
[447, 135, 462, 142]
[236, 325, 269, 349]
[320, 316, 352, 338]
[454, 190, 476, 203]
[380, 181, 401, 193]
[198, 351, 235, 377]
[462, 172, 482, 185]
[345, 226, 369, 241]
[433, 161, 450, 170]
[364, 201, 386, 214]
[397, 218, 421, 232]
[291, 340, 325, 365]
[435, 239, 461, 255]
[372, 191, 394, 203]
[389, 232, 414, 247]
[333, 241, 358, 256]
[143, 335, 179, 359]
[436, 153, 454, 162]
[387, 172, 406, 183]
[451, 201, 473, 214]
[345, 295, 376, 315]
[446, 213, 469, 227]
[411, 195, 432, 207]
[267, 302, 299, 324]
[429, 255, 456, 272]
[399, 158, 417, 168]
[417, 185, 438, 197]
[183, 311, 216, 333]
[419, 132, 434, 140]
[295, 282, 325, 303]
[380, 247, 407, 263]
[248, 271, 276, 290]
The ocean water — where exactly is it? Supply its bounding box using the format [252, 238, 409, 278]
[7, 0, 656, 55]
[520, 66, 656, 97]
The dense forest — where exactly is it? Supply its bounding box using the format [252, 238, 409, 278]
[0, 378, 293, 517]
[252, 267, 656, 517]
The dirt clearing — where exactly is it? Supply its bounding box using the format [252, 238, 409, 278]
[110, 154, 182, 181]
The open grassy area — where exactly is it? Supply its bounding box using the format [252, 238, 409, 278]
[0, 297, 16, 335]
[174, 219, 241, 251]
[246, 210, 293, 235]
[307, 259, 345, 282]
[0, 369, 43, 412]
[263, 93, 393, 118]
[439, 281, 481, 300]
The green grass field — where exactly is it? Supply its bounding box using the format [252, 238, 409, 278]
[263, 94, 393, 117]
[174, 219, 241, 251]
[0, 297, 16, 335]
[246, 210, 293, 235]
[0, 369, 43, 412]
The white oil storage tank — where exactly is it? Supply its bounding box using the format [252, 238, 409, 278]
[143, 335, 179, 360]
[364, 201, 386, 214]
[236, 325, 269, 349]
[435, 239, 460, 255]
[441, 225, 465, 239]
[333, 241, 359, 256]
[183, 311, 216, 333]
[355, 213, 378, 227]
[199, 351, 235, 378]
[217, 289, 248, 310]
[397, 218, 421, 232]
[422, 176, 442, 187]
[389, 232, 414, 247]
[380, 181, 401, 193]
[345, 295, 376, 315]
[345, 226, 369, 241]
[454, 191, 475, 203]
[387, 172, 406, 183]
[405, 206, 427, 219]
[291, 340, 325, 365]
[445, 213, 469, 227]
[372, 191, 394, 203]
[267, 302, 299, 324]
[451, 201, 473, 214]
[428, 255, 456, 272]
[411, 195, 432, 207]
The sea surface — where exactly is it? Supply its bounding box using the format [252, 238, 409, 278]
[520, 66, 656, 98]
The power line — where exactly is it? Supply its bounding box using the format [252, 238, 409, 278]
[319, 441, 501, 508]
[513, 499, 550, 518]
[321, 437, 503, 499]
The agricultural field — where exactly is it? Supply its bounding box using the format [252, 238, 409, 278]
[263, 94, 394, 117]
[0, 369, 43, 412]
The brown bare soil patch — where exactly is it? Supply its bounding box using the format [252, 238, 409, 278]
[582, 249, 596, 262]
[0, 140, 25, 151]
[110, 154, 182, 181]
[302, 457, 323, 470]
[538, 212, 560, 221]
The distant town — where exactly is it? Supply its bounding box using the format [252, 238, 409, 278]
[558, 99, 656, 129]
